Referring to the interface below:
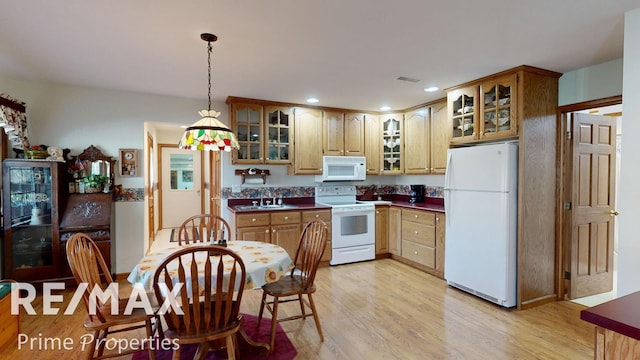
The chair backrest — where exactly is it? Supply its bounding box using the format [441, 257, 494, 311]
[66, 232, 114, 323]
[152, 246, 246, 338]
[290, 219, 328, 290]
[177, 214, 232, 245]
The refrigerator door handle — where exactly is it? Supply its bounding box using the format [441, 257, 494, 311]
[444, 150, 453, 189]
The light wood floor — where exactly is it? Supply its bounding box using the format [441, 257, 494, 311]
[1, 259, 595, 359]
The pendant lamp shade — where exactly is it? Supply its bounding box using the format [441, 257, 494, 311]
[178, 110, 239, 151]
[179, 33, 239, 152]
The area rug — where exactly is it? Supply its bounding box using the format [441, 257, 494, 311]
[132, 313, 297, 360]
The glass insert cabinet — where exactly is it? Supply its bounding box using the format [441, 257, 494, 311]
[2, 159, 65, 281]
[381, 114, 404, 173]
[230, 101, 292, 164]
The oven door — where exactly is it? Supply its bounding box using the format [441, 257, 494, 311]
[330, 206, 375, 265]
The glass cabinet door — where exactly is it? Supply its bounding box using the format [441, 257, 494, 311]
[382, 115, 403, 172]
[449, 87, 478, 143]
[480, 75, 517, 139]
[233, 103, 263, 162]
[264, 106, 291, 163]
[7, 165, 55, 271]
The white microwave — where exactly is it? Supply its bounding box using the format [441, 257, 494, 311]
[315, 156, 366, 182]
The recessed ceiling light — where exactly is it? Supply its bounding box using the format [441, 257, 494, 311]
[306, 98, 319, 104]
[380, 106, 391, 111]
[424, 86, 439, 92]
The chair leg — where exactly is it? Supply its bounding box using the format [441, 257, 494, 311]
[172, 346, 181, 360]
[269, 296, 280, 353]
[307, 293, 324, 341]
[96, 329, 107, 357]
[226, 335, 236, 360]
[145, 319, 156, 360]
[85, 330, 99, 360]
[257, 291, 267, 328]
[298, 294, 306, 316]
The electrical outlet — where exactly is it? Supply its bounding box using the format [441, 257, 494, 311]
[232, 185, 241, 193]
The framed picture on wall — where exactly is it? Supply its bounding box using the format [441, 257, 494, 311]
[119, 148, 138, 177]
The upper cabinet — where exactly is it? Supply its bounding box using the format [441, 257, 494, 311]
[446, 66, 560, 146]
[363, 113, 381, 175]
[323, 111, 365, 156]
[404, 107, 430, 174]
[430, 100, 450, 174]
[229, 100, 292, 164]
[479, 74, 517, 140]
[381, 113, 404, 174]
[293, 107, 323, 174]
[448, 86, 479, 144]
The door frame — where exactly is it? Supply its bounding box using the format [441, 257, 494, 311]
[556, 95, 622, 300]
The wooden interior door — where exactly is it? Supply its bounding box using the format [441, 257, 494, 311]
[568, 113, 617, 299]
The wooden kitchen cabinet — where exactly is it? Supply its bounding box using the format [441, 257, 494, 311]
[388, 207, 402, 255]
[381, 113, 404, 174]
[400, 208, 445, 278]
[479, 73, 517, 140]
[430, 100, 450, 174]
[364, 113, 381, 175]
[375, 206, 389, 255]
[228, 100, 292, 164]
[293, 107, 324, 174]
[323, 111, 365, 156]
[448, 86, 479, 144]
[404, 107, 430, 174]
[233, 208, 332, 262]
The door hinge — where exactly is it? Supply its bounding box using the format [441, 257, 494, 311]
[566, 131, 572, 140]
[564, 202, 572, 210]
[564, 271, 571, 280]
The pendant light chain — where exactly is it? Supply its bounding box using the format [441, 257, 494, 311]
[207, 40, 212, 112]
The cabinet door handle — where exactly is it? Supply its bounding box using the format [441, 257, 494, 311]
[414, 251, 418, 255]
[414, 231, 419, 235]
[272, 229, 276, 233]
[252, 218, 257, 222]
[436, 216, 439, 221]
[265, 229, 269, 233]
[376, 210, 380, 214]
[414, 215, 419, 219]
[315, 214, 320, 218]
[284, 216, 289, 220]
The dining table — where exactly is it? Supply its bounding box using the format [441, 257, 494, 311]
[127, 240, 294, 355]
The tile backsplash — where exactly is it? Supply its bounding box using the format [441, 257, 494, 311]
[222, 184, 444, 199]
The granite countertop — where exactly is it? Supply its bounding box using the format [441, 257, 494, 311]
[357, 194, 445, 213]
[580, 291, 640, 341]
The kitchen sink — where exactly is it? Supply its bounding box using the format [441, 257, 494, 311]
[235, 204, 298, 211]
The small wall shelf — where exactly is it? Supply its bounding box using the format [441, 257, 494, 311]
[235, 168, 270, 184]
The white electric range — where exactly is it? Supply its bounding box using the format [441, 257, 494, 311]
[315, 185, 375, 265]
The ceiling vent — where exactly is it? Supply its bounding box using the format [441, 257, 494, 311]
[396, 76, 421, 83]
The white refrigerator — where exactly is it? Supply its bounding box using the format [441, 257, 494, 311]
[443, 142, 518, 307]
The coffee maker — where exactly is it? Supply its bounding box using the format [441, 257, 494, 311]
[409, 184, 425, 203]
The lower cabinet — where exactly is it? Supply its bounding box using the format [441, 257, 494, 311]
[398, 208, 445, 278]
[388, 207, 402, 255]
[375, 206, 389, 255]
[233, 209, 332, 262]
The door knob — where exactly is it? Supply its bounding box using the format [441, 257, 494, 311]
[610, 210, 620, 216]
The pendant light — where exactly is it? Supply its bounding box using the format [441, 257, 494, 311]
[178, 33, 239, 151]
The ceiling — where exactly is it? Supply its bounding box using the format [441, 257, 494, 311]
[1, 0, 639, 113]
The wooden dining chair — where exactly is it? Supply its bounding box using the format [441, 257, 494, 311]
[66, 233, 160, 360]
[257, 219, 328, 353]
[152, 245, 246, 360]
[177, 214, 232, 245]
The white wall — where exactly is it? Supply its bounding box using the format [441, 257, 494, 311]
[0, 75, 224, 274]
[617, 8, 640, 297]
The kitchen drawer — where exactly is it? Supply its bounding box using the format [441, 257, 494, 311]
[401, 221, 435, 246]
[236, 213, 270, 227]
[402, 209, 436, 225]
[402, 240, 435, 268]
[270, 211, 301, 225]
[302, 210, 331, 223]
